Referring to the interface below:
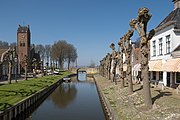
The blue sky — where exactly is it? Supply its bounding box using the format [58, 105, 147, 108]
[0, 0, 174, 66]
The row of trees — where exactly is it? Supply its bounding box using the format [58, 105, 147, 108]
[0, 40, 16, 47]
[99, 8, 155, 109]
[35, 40, 77, 70]
[0, 40, 78, 70]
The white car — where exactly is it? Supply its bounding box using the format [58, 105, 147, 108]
[53, 71, 59, 75]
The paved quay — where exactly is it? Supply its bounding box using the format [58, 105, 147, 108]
[94, 74, 180, 120]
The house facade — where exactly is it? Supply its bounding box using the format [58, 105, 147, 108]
[131, 40, 141, 81]
[149, 0, 180, 88]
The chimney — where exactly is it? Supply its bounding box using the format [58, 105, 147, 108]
[173, 0, 180, 10]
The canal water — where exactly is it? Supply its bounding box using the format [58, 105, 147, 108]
[26, 76, 105, 120]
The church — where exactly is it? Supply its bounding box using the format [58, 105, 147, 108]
[17, 25, 41, 73]
[0, 25, 41, 81]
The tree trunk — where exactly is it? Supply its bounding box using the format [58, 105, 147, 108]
[15, 63, 18, 83]
[127, 59, 133, 94]
[8, 62, 12, 84]
[126, 49, 133, 94]
[67, 59, 70, 70]
[108, 59, 112, 80]
[59, 60, 63, 70]
[113, 59, 118, 84]
[119, 57, 124, 88]
[25, 65, 27, 80]
[141, 44, 152, 108]
[129, 7, 153, 109]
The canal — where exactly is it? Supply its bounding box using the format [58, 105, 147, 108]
[25, 75, 106, 120]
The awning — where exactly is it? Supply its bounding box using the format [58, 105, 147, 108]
[133, 64, 141, 71]
[148, 60, 163, 71]
[163, 58, 180, 72]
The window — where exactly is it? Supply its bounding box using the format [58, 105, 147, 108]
[20, 42, 22, 47]
[23, 43, 25, 47]
[159, 72, 163, 81]
[152, 40, 156, 56]
[166, 35, 170, 54]
[153, 71, 156, 80]
[159, 38, 163, 55]
[176, 72, 180, 84]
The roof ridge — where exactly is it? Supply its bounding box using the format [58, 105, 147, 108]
[156, 8, 180, 32]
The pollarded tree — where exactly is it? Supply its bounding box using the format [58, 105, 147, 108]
[130, 8, 155, 108]
[118, 38, 125, 88]
[107, 53, 112, 80]
[110, 43, 118, 84]
[123, 29, 134, 94]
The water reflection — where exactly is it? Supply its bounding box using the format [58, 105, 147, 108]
[50, 83, 77, 108]
[29, 81, 105, 120]
[77, 71, 86, 81]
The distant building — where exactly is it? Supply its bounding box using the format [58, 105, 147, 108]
[131, 40, 141, 81]
[149, 0, 180, 88]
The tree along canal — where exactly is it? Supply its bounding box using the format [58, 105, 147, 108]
[23, 75, 106, 120]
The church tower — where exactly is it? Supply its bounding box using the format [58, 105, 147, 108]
[17, 25, 31, 69]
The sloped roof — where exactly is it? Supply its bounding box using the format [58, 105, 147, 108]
[156, 8, 180, 31]
[171, 44, 180, 58]
[173, 44, 180, 52]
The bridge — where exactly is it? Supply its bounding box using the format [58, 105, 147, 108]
[70, 68, 98, 74]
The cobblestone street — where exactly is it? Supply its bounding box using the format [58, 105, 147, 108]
[94, 74, 180, 120]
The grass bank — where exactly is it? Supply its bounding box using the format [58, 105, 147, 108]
[0, 71, 71, 111]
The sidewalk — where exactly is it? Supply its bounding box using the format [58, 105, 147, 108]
[94, 74, 180, 120]
[0, 73, 44, 84]
[0, 78, 25, 84]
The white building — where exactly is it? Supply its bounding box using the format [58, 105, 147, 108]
[149, 0, 180, 88]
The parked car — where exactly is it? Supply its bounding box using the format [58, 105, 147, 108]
[53, 71, 59, 75]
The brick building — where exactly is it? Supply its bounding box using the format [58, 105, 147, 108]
[17, 25, 41, 73]
[0, 25, 41, 81]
